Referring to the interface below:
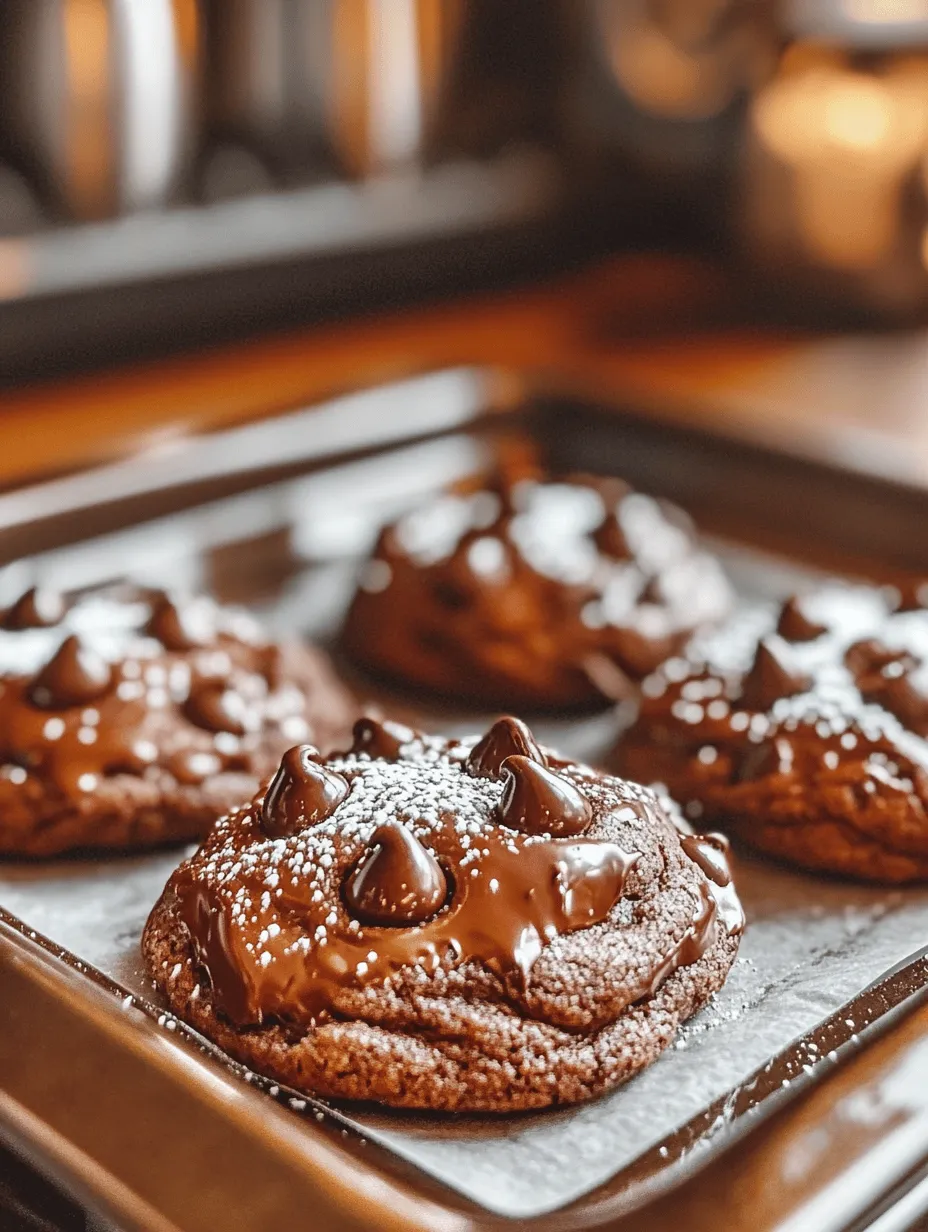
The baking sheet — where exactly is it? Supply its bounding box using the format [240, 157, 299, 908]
[0, 427, 925, 1219]
[4, 832, 928, 1218]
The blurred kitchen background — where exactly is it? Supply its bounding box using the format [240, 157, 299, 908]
[7, 5, 928, 1229]
[6, 0, 928, 384]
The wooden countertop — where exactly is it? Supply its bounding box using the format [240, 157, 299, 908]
[3, 252, 928, 496]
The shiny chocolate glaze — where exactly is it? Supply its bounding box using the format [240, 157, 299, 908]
[619, 586, 928, 879]
[2, 586, 65, 631]
[0, 586, 322, 802]
[343, 470, 733, 710]
[168, 720, 744, 1029]
[633, 834, 743, 1000]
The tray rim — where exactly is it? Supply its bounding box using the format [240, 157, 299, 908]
[4, 364, 928, 1228]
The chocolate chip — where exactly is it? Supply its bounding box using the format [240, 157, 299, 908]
[681, 833, 732, 887]
[183, 682, 248, 736]
[776, 597, 827, 642]
[3, 586, 65, 630]
[845, 638, 916, 686]
[169, 749, 223, 786]
[847, 640, 928, 736]
[466, 716, 547, 779]
[147, 595, 209, 651]
[736, 737, 794, 782]
[344, 823, 447, 926]
[497, 755, 593, 836]
[739, 639, 811, 712]
[28, 636, 113, 709]
[639, 576, 664, 606]
[348, 717, 416, 760]
[602, 624, 671, 679]
[593, 513, 631, 560]
[262, 745, 349, 837]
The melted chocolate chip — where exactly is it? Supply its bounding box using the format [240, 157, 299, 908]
[262, 745, 349, 838]
[169, 749, 223, 786]
[681, 833, 732, 887]
[847, 641, 928, 736]
[344, 823, 448, 926]
[639, 576, 665, 606]
[466, 716, 546, 779]
[879, 672, 928, 737]
[348, 717, 416, 761]
[2, 586, 65, 630]
[183, 682, 247, 736]
[776, 597, 827, 642]
[28, 636, 113, 709]
[147, 595, 209, 651]
[179, 824, 639, 1024]
[845, 639, 917, 686]
[739, 639, 811, 712]
[642, 882, 718, 998]
[497, 755, 593, 837]
[737, 737, 794, 782]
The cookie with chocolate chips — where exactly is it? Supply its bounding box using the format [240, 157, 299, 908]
[0, 586, 355, 855]
[616, 586, 928, 882]
[342, 470, 732, 711]
[143, 716, 743, 1112]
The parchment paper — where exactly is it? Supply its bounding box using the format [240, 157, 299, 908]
[0, 437, 920, 1218]
[3, 809, 927, 1218]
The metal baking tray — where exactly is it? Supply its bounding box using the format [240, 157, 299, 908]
[4, 366, 928, 1231]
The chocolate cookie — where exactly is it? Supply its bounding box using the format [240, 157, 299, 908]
[0, 586, 355, 856]
[143, 716, 743, 1112]
[342, 471, 732, 711]
[616, 586, 928, 882]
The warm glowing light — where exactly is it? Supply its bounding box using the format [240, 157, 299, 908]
[608, 16, 736, 119]
[331, 0, 456, 175]
[842, 0, 928, 21]
[64, 0, 113, 219]
[822, 80, 892, 148]
[749, 59, 928, 270]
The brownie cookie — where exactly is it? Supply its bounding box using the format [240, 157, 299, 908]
[342, 471, 733, 711]
[616, 586, 928, 882]
[143, 716, 743, 1112]
[0, 585, 355, 856]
